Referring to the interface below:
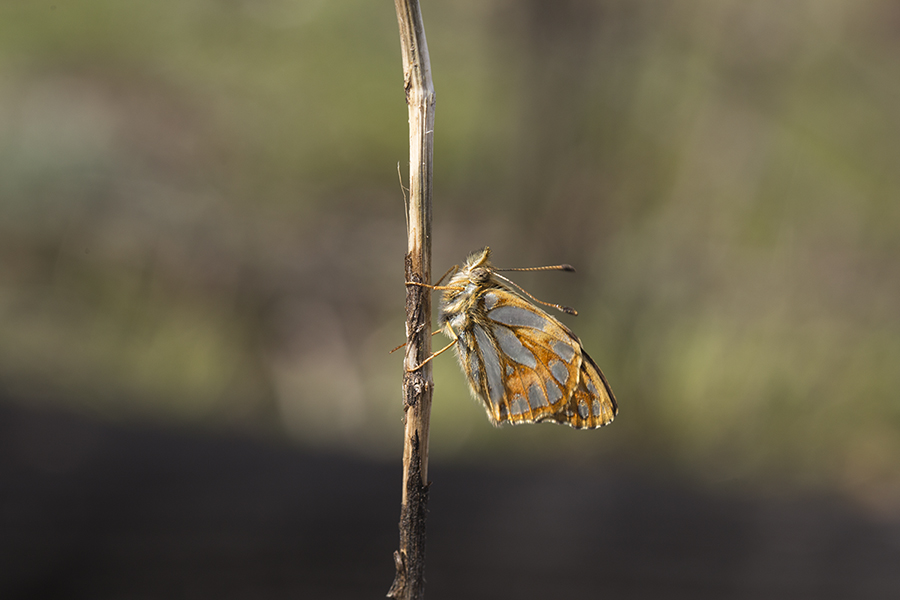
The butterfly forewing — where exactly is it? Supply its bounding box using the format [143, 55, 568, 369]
[484, 301, 577, 421]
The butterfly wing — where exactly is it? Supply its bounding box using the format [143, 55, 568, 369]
[567, 350, 617, 428]
[458, 288, 616, 429]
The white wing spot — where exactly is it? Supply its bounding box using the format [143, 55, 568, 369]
[545, 380, 563, 403]
[578, 400, 589, 419]
[549, 359, 569, 385]
[551, 340, 576, 362]
[488, 305, 551, 330]
[494, 326, 537, 368]
[483, 292, 500, 311]
[528, 383, 549, 408]
[510, 395, 529, 416]
[474, 325, 504, 406]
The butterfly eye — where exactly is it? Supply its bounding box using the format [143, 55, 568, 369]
[470, 268, 490, 284]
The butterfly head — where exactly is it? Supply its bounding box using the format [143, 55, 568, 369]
[462, 246, 494, 284]
[439, 247, 495, 327]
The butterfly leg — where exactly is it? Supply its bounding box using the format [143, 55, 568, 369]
[406, 339, 456, 372]
[405, 281, 465, 291]
[403, 264, 459, 290]
[406, 323, 459, 372]
[389, 329, 443, 354]
[433, 264, 459, 287]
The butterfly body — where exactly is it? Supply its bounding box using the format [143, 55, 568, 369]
[438, 247, 617, 429]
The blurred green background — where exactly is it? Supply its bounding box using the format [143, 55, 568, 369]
[2, 0, 899, 513]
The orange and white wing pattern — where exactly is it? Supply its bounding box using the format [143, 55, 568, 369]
[453, 288, 617, 429]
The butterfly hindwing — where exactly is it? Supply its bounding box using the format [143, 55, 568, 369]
[475, 288, 615, 429]
[438, 246, 617, 430]
[567, 351, 617, 428]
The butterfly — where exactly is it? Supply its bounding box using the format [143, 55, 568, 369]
[411, 247, 617, 429]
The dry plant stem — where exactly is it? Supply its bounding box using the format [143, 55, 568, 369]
[388, 0, 435, 599]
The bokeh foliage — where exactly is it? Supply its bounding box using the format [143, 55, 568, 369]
[1, 0, 899, 510]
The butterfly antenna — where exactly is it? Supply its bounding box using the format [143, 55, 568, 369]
[493, 272, 578, 316]
[496, 264, 575, 273]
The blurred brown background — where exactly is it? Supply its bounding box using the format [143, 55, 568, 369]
[1, 1, 899, 598]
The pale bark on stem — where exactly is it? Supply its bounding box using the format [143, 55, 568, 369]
[387, 1, 435, 599]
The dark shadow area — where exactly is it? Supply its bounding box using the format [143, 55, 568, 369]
[2, 400, 898, 600]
